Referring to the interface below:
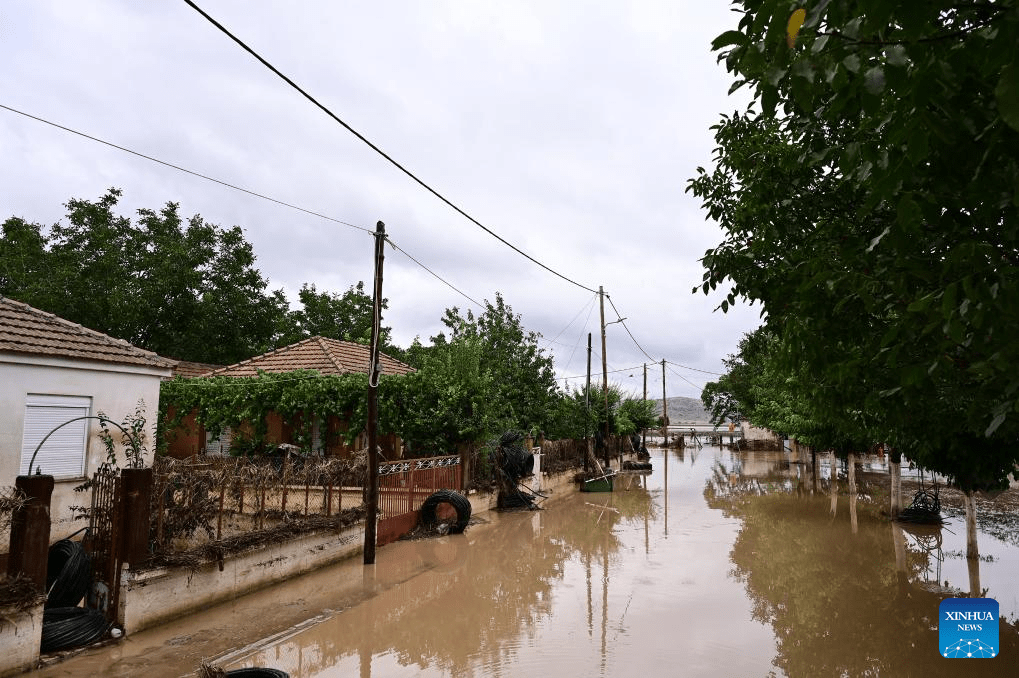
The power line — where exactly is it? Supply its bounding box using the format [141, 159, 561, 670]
[184, 0, 598, 295]
[605, 294, 658, 363]
[665, 359, 723, 376]
[0, 103, 371, 235]
[386, 238, 483, 309]
[0, 102, 498, 322]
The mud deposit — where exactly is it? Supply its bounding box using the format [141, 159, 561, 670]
[32, 447, 1019, 677]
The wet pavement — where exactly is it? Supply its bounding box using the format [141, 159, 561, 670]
[32, 445, 1019, 677]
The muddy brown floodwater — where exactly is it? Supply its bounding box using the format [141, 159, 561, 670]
[32, 446, 1019, 677]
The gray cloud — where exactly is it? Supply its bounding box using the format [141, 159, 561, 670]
[0, 0, 760, 397]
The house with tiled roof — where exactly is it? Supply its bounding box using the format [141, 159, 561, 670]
[164, 336, 413, 459]
[0, 296, 175, 542]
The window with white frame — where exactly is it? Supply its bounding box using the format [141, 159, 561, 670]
[19, 394, 92, 479]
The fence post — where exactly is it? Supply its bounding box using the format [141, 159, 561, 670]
[119, 467, 152, 568]
[7, 474, 55, 590]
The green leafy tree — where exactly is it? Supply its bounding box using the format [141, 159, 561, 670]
[693, 2, 1019, 489]
[432, 293, 558, 435]
[615, 397, 658, 437]
[280, 281, 394, 351]
[1, 189, 290, 364]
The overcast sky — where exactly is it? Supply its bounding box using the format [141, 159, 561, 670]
[0, 1, 761, 399]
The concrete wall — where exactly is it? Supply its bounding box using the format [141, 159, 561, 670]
[0, 602, 43, 677]
[119, 523, 364, 634]
[0, 353, 169, 546]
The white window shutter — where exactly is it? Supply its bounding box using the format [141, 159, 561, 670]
[20, 395, 91, 479]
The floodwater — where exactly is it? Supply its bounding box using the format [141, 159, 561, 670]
[33, 445, 1019, 677]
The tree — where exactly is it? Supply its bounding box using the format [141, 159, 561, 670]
[692, 2, 1019, 489]
[281, 281, 394, 351]
[433, 293, 559, 435]
[1, 189, 290, 364]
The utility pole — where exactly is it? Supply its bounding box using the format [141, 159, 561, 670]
[642, 363, 647, 451]
[585, 333, 592, 473]
[599, 287, 609, 469]
[661, 359, 667, 445]
[364, 221, 385, 565]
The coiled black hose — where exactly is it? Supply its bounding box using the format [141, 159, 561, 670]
[41, 607, 110, 653]
[46, 538, 92, 608]
[419, 490, 472, 534]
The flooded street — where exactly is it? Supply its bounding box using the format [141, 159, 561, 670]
[34, 445, 1018, 677]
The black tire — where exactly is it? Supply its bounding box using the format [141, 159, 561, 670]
[419, 490, 472, 534]
[225, 670, 290, 677]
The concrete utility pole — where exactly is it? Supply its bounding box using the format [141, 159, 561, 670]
[364, 221, 385, 565]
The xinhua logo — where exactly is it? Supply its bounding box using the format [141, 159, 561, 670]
[939, 598, 999, 658]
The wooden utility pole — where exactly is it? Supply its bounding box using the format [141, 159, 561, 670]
[599, 286, 609, 468]
[661, 359, 667, 444]
[642, 363, 647, 451]
[364, 221, 385, 565]
[585, 332, 592, 473]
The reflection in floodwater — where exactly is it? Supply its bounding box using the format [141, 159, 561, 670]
[31, 447, 1019, 677]
[705, 448, 1019, 677]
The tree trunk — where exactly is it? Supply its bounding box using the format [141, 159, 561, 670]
[848, 452, 858, 533]
[811, 447, 818, 494]
[964, 490, 981, 596]
[829, 451, 838, 516]
[891, 522, 908, 588]
[889, 447, 902, 518]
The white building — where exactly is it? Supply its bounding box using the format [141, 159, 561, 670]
[0, 297, 174, 545]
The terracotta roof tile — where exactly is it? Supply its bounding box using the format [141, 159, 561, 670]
[206, 336, 414, 377]
[0, 296, 176, 369]
[171, 360, 224, 378]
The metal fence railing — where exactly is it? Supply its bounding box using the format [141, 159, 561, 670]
[378, 455, 462, 520]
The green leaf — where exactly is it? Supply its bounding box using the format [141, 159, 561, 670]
[986, 412, 1007, 437]
[885, 45, 908, 68]
[896, 194, 921, 229]
[995, 61, 1019, 132]
[842, 54, 861, 73]
[712, 30, 748, 51]
[863, 66, 885, 94]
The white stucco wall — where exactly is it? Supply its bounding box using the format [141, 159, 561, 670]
[0, 602, 43, 677]
[0, 353, 170, 546]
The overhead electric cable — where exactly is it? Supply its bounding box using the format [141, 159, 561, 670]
[605, 294, 658, 363]
[666, 364, 705, 391]
[0, 103, 370, 234]
[386, 238, 483, 309]
[183, 0, 598, 295]
[1, 103, 502, 320]
[664, 360, 723, 376]
[544, 292, 598, 348]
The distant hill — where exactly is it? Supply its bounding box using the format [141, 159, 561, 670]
[652, 396, 711, 424]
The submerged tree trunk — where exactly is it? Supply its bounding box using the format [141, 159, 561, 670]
[889, 447, 902, 518]
[829, 451, 838, 516]
[848, 452, 858, 533]
[811, 447, 818, 494]
[891, 522, 908, 588]
[964, 491, 981, 596]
